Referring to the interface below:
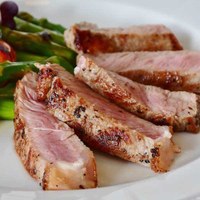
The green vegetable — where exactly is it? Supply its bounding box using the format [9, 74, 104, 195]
[0, 56, 74, 86]
[16, 51, 47, 62]
[1, 26, 76, 65]
[14, 17, 65, 46]
[0, 82, 15, 120]
[0, 60, 36, 86]
[17, 12, 66, 34]
[0, 98, 14, 120]
[0, 82, 15, 98]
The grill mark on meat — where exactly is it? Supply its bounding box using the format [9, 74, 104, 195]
[65, 22, 182, 54]
[37, 64, 178, 172]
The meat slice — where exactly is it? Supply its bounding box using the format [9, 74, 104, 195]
[86, 51, 200, 94]
[14, 72, 97, 190]
[75, 56, 200, 133]
[65, 22, 183, 54]
[36, 63, 177, 173]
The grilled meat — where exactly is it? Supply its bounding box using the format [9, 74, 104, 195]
[86, 51, 200, 94]
[75, 56, 200, 133]
[36, 63, 177, 172]
[65, 22, 183, 54]
[14, 72, 97, 190]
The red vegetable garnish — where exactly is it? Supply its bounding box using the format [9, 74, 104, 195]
[0, 40, 16, 62]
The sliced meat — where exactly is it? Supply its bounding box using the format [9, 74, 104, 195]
[14, 72, 97, 190]
[65, 22, 183, 54]
[86, 51, 200, 94]
[36, 63, 177, 173]
[75, 56, 200, 133]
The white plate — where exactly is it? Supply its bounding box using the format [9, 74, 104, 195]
[0, 0, 200, 199]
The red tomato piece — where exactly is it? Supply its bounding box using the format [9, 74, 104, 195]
[0, 40, 16, 62]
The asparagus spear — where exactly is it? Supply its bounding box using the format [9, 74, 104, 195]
[17, 12, 65, 34]
[0, 60, 36, 86]
[1, 26, 76, 65]
[14, 17, 65, 46]
[0, 82, 15, 98]
[0, 56, 74, 86]
[16, 51, 47, 62]
[0, 98, 14, 120]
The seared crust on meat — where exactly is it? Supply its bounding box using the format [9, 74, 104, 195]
[14, 74, 97, 190]
[37, 67, 57, 101]
[36, 64, 177, 172]
[65, 22, 183, 54]
[86, 51, 200, 95]
[75, 56, 200, 133]
[119, 70, 200, 94]
[14, 108, 49, 189]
